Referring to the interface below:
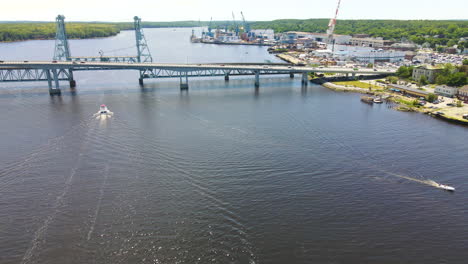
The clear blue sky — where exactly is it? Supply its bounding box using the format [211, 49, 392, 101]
[3, 0, 467, 21]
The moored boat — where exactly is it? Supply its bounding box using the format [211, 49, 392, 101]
[373, 98, 383, 104]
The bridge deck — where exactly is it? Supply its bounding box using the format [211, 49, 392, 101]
[0, 61, 396, 75]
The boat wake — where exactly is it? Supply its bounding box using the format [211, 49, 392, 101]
[370, 167, 454, 191]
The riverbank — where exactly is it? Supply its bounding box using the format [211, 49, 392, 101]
[313, 77, 468, 126]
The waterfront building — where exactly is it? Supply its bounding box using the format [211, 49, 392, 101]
[412, 65, 443, 83]
[458, 85, 468, 103]
[435, 85, 459, 97]
[312, 44, 405, 63]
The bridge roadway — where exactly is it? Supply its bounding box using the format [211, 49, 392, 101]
[0, 61, 396, 93]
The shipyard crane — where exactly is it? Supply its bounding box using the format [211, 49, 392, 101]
[207, 17, 214, 37]
[240, 11, 250, 34]
[232, 12, 239, 36]
[327, 0, 341, 52]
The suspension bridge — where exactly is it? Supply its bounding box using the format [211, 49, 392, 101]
[0, 15, 395, 95]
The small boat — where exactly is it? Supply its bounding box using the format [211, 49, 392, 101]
[436, 183, 455, 192]
[99, 104, 109, 114]
[361, 96, 374, 104]
[373, 98, 383, 104]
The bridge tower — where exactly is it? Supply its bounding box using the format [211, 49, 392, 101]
[53, 15, 75, 88]
[53, 15, 71, 61]
[134, 16, 154, 85]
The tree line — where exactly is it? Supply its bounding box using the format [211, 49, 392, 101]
[0, 23, 121, 42]
[1, 19, 467, 48]
[251, 19, 468, 48]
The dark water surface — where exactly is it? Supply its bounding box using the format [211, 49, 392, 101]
[1, 28, 467, 264]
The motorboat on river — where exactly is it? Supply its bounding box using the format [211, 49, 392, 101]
[100, 104, 109, 114]
[436, 183, 455, 192]
[93, 104, 113, 118]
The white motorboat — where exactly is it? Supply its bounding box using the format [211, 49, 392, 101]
[436, 184, 455, 192]
[93, 104, 113, 118]
[100, 104, 109, 114]
[373, 98, 383, 104]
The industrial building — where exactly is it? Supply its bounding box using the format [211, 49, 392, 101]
[350, 37, 394, 48]
[352, 50, 405, 63]
[250, 29, 275, 41]
[280, 32, 351, 45]
[312, 45, 405, 63]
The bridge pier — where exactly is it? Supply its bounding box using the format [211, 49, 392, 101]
[68, 70, 76, 88]
[139, 78, 144, 86]
[180, 72, 189, 90]
[47, 69, 61, 95]
[224, 74, 229, 81]
[352, 73, 356, 80]
[301, 72, 308, 86]
[254, 71, 260, 88]
[290, 73, 294, 79]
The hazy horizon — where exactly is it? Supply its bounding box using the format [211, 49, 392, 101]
[2, 0, 467, 22]
[1, 18, 467, 24]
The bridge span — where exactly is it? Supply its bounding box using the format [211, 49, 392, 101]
[0, 15, 396, 94]
[0, 61, 396, 94]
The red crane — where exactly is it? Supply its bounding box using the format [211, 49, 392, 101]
[327, 0, 342, 51]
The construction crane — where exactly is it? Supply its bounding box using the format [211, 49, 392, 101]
[327, 0, 341, 52]
[207, 17, 214, 37]
[240, 11, 250, 34]
[232, 12, 239, 36]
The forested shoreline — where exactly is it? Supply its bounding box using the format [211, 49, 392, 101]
[1, 19, 467, 47]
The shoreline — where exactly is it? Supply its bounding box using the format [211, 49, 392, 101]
[313, 78, 468, 126]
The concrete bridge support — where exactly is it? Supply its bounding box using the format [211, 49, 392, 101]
[301, 72, 308, 86]
[224, 73, 229, 81]
[180, 72, 189, 90]
[290, 73, 294, 79]
[47, 69, 61, 95]
[254, 71, 260, 88]
[68, 70, 76, 88]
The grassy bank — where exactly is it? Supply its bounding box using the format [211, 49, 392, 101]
[332, 81, 382, 91]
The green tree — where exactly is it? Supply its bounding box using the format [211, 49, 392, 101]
[427, 93, 438, 103]
[456, 100, 463, 107]
[396, 66, 413, 79]
[419, 75, 428, 86]
[463, 59, 468, 66]
[446, 72, 467, 87]
[386, 76, 398, 84]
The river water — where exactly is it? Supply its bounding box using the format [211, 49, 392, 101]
[0, 28, 467, 264]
